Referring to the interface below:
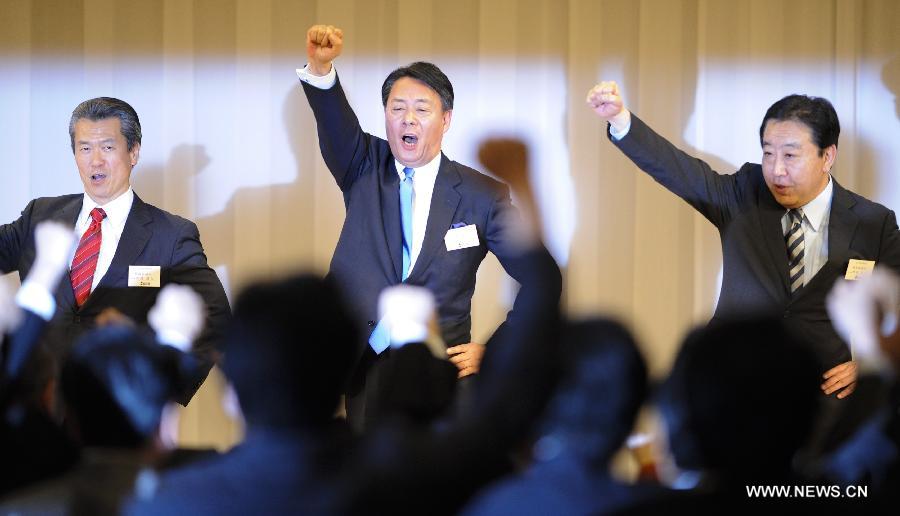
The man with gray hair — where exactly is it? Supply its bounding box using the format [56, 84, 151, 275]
[0, 97, 230, 403]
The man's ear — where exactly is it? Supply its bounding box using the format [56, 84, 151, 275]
[130, 143, 141, 167]
[442, 109, 453, 134]
[822, 144, 837, 173]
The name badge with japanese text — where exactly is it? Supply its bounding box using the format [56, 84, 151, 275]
[845, 259, 876, 280]
[128, 265, 161, 287]
[444, 224, 480, 251]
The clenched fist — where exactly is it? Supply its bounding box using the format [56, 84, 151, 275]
[586, 80, 631, 132]
[306, 24, 344, 76]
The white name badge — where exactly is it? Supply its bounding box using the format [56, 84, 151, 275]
[128, 265, 161, 287]
[845, 259, 876, 280]
[444, 224, 480, 251]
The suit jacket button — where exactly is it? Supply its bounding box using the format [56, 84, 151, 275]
[73, 315, 81, 324]
[367, 320, 375, 327]
[783, 310, 790, 318]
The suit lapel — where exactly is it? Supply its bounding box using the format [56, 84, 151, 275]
[379, 160, 403, 282]
[406, 155, 461, 283]
[755, 185, 792, 300]
[60, 195, 84, 227]
[58, 196, 85, 310]
[825, 180, 858, 276]
[82, 194, 152, 310]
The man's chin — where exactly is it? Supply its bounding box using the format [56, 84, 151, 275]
[85, 187, 125, 205]
[768, 190, 796, 209]
[397, 154, 423, 168]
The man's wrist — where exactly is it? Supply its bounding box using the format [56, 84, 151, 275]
[296, 63, 337, 90]
[306, 61, 332, 77]
[608, 109, 632, 139]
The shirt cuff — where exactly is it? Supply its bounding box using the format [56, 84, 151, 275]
[609, 119, 631, 141]
[16, 281, 56, 321]
[155, 329, 192, 353]
[296, 64, 337, 89]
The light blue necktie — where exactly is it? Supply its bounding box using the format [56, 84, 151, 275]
[369, 166, 416, 354]
[400, 166, 415, 281]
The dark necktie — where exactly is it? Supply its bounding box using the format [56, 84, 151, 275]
[785, 208, 805, 293]
[70, 207, 106, 307]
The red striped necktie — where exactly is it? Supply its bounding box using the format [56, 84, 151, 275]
[70, 207, 107, 308]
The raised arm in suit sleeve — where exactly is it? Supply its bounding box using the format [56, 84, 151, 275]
[610, 114, 747, 229]
[167, 218, 231, 402]
[301, 74, 378, 193]
[484, 183, 561, 332]
[0, 201, 33, 274]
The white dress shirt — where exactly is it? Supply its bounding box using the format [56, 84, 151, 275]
[296, 63, 337, 88]
[72, 187, 135, 293]
[15, 281, 56, 321]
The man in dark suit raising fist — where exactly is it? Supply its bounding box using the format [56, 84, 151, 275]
[298, 25, 558, 431]
[587, 80, 900, 452]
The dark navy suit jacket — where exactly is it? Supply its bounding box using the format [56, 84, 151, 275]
[302, 75, 541, 346]
[125, 428, 349, 516]
[302, 75, 555, 427]
[612, 114, 900, 368]
[0, 193, 231, 401]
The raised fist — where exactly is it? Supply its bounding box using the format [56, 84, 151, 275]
[306, 24, 344, 76]
[586, 80, 631, 131]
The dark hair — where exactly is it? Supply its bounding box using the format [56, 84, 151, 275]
[69, 97, 142, 152]
[660, 317, 820, 480]
[759, 94, 840, 155]
[222, 274, 359, 428]
[381, 62, 454, 111]
[61, 325, 178, 448]
[536, 318, 648, 466]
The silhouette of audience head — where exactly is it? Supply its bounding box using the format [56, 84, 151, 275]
[660, 317, 821, 482]
[533, 318, 648, 467]
[221, 274, 359, 429]
[369, 284, 457, 425]
[61, 325, 179, 448]
[5, 341, 58, 415]
[374, 346, 457, 425]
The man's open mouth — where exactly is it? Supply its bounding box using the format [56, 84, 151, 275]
[402, 134, 418, 145]
[90, 173, 107, 181]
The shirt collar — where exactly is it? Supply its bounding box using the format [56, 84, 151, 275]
[394, 152, 442, 183]
[79, 187, 135, 227]
[795, 175, 833, 233]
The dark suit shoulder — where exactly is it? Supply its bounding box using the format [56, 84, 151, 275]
[839, 183, 896, 217]
[27, 194, 83, 218]
[733, 162, 763, 180]
[132, 195, 198, 233]
[447, 159, 510, 198]
[733, 163, 778, 205]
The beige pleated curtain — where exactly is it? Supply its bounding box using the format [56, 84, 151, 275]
[1, 0, 897, 448]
